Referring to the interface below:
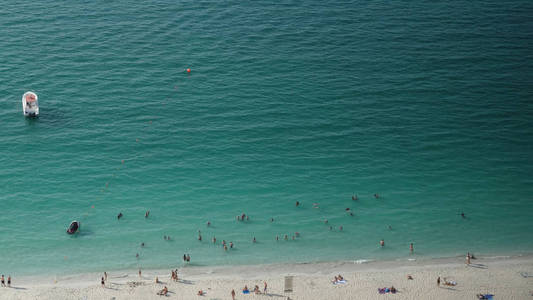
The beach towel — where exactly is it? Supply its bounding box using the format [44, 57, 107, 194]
[243, 290, 250, 294]
[333, 280, 346, 285]
[478, 294, 494, 300]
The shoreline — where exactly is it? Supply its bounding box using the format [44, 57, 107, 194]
[3, 254, 533, 299]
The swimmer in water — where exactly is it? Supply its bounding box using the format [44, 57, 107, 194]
[253, 237, 256, 243]
[324, 219, 328, 224]
[339, 226, 343, 231]
[141, 242, 145, 247]
[207, 221, 211, 227]
[380, 239, 385, 247]
[145, 210, 149, 218]
[352, 194, 358, 201]
[410, 243, 414, 253]
[213, 236, 216, 244]
[460, 212, 466, 218]
[388, 225, 392, 230]
[284, 234, 288, 240]
[295, 201, 300, 207]
[117, 212, 123, 220]
[230, 241, 234, 248]
[270, 217, 274, 222]
[276, 235, 279, 241]
[374, 194, 379, 199]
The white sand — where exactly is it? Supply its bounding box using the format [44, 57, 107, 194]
[1, 255, 533, 300]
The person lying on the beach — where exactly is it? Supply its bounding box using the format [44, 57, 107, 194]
[157, 286, 168, 296]
[197, 290, 205, 296]
[476, 294, 494, 299]
[443, 278, 457, 286]
[378, 286, 397, 294]
[407, 275, 413, 280]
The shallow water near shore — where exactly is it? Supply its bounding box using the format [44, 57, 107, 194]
[1, 0, 533, 276]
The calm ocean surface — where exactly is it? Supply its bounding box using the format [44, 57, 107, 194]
[1, 0, 532, 276]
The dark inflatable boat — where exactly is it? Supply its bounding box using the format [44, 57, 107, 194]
[67, 220, 80, 234]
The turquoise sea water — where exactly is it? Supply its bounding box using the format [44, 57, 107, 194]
[1, 0, 532, 276]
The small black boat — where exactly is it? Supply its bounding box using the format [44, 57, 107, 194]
[67, 220, 80, 234]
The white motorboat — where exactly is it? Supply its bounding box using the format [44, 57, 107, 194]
[22, 91, 39, 117]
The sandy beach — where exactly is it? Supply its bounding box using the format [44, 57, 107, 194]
[1, 255, 532, 300]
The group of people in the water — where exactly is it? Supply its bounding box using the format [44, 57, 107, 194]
[114, 192, 471, 263]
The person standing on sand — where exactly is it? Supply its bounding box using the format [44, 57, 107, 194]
[231, 289, 236, 300]
[437, 276, 440, 287]
[1, 275, 4, 287]
[139, 269, 142, 278]
[264, 281, 268, 294]
[466, 252, 471, 265]
[104, 272, 107, 282]
[101, 276, 105, 287]
[7, 276, 10, 287]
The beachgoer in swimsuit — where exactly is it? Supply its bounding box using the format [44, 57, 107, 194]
[253, 237, 256, 243]
[117, 212, 123, 219]
[145, 210, 149, 218]
[231, 289, 236, 300]
[7, 276, 10, 287]
[410, 243, 414, 253]
[380, 239, 385, 247]
[230, 242, 234, 248]
[264, 281, 267, 294]
[101, 277, 105, 287]
[296, 201, 300, 207]
[1, 275, 4, 287]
